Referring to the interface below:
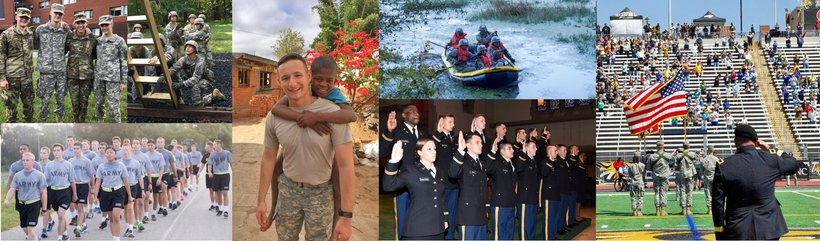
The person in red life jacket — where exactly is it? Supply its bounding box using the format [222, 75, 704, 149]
[450, 28, 467, 48]
[489, 36, 515, 66]
[474, 45, 493, 70]
[476, 25, 496, 47]
[447, 39, 476, 72]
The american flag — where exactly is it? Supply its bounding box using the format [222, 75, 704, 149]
[624, 70, 688, 136]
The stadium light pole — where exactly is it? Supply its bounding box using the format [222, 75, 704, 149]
[740, 0, 744, 37]
[668, 0, 672, 30]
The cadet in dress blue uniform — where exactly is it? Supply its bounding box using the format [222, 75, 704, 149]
[450, 132, 498, 240]
[432, 113, 460, 239]
[540, 145, 561, 240]
[487, 141, 521, 240]
[380, 104, 423, 239]
[556, 145, 574, 235]
[712, 125, 800, 240]
[383, 138, 449, 240]
[516, 141, 540, 240]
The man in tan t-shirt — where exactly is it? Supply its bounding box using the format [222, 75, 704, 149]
[255, 53, 355, 241]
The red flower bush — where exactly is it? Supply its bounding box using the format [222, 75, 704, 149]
[306, 24, 379, 110]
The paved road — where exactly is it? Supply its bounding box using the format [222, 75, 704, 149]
[1, 174, 231, 240]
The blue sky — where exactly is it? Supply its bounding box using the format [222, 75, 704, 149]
[597, 0, 805, 31]
[233, 0, 321, 60]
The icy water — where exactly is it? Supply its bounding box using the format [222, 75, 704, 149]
[380, 0, 596, 99]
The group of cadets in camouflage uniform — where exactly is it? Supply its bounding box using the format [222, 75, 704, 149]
[0, 5, 125, 123]
[626, 141, 723, 216]
[128, 11, 223, 106]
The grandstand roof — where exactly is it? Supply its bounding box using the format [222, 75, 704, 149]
[610, 7, 644, 20]
[693, 11, 726, 23]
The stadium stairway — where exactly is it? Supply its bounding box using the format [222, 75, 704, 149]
[751, 44, 803, 158]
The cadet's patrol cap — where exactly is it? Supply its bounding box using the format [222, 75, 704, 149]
[158, 33, 167, 44]
[195, 18, 204, 25]
[168, 11, 178, 18]
[734, 124, 758, 141]
[133, 24, 142, 30]
[51, 4, 64, 14]
[657, 141, 664, 146]
[16, 8, 31, 18]
[455, 28, 463, 34]
[99, 15, 113, 25]
[491, 36, 501, 43]
[707, 145, 715, 152]
[677, 148, 684, 152]
[198, 14, 206, 20]
[129, 32, 144, 39]
[188, 14, 196, 19]
[74, 13, 87, 23]
[682, 141, 689, 146]
[185, 40, 198, 50]
[634, 151, 641, 156]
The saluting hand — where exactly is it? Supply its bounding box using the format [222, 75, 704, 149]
[0, 80, 8, 89]
[458, 131, 466, 151]
[756, 139, 770, 151]
[387, 111, 398, 132]
[390, 142, 403, 162]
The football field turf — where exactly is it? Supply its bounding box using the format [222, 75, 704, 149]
[596, 187, 820, 240]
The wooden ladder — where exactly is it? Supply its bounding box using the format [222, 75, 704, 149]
[127, 0, 179, 108]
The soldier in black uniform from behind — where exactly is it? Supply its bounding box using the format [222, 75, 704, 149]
[517, 141, 540, 240]
[432, 113, 459, 240]
[450, 131, 499, 240]
[486, 140, 521, 240]
[383, 138, 449, 240]
[380, 104, 424, 238]
[712, 124, 800, 240]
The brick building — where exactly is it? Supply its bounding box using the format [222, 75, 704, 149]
[232, 52, 281, 117]
[1, 0, 127, 37]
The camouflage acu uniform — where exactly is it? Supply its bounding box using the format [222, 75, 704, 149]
[165, 17, 184, 60]
[648, 148, 673, 209]
[185, 19, 211, 67]
[628, 157, 646, 213]
[34, 21, 69, 121]
[701, 153, 719, 209]
[127, 36, 151, 98]
[94, 27, 127, 123]
[0, 24, 35, 122]
[66, 25, 97, 123]
[675, 148, 696, 211]
[275, 174, 333, 241]
[167, 53, 216, 106]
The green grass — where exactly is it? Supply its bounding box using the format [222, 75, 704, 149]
[596, 188, 820, 231]
[402, 0, 468, 11]
[209, 20, 232, 54]
[469, 0, 593, 24]
[0, 58, 127, 123]
[556, 33, 595, 55]
[0, 183, 18, 232]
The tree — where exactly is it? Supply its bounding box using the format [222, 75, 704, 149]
[312, 0, 378, 52]
[271, 28, 306, 60]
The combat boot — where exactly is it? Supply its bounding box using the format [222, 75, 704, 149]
[655, 207, 660, 216]
[661, 207, 668, 216]
[707, 207, 712, 215]
[637, 209, 643, 216]
[212, 89, 225, 99]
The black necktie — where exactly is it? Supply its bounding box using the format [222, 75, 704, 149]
[412, 127, 417, 138]
[429, 168, 436, 177]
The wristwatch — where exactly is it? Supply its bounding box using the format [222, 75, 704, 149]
[41, 209, 48, 213]
[338, 210, 353, 218]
